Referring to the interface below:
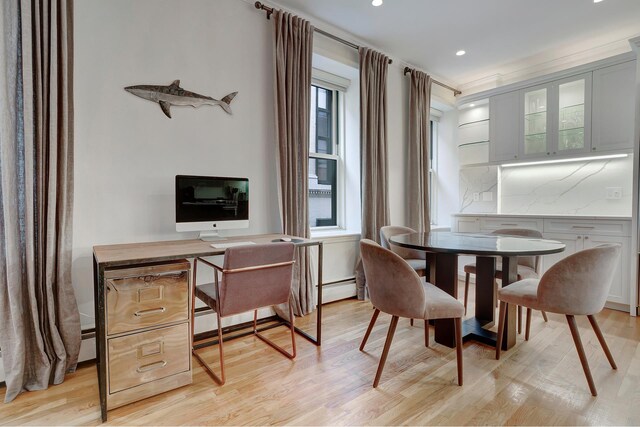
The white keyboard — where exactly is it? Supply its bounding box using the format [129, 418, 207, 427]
[210, 241, 256, 249]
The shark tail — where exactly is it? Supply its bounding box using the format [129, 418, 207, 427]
[218, 92, 238, 114]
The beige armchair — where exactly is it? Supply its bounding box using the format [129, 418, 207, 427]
[495, 243, 621, 396]
[359, 239, 465, 388]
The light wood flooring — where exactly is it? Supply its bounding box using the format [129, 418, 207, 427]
[2, 282, 640, 426]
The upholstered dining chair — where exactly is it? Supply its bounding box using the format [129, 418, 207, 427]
[359, 239, 465, 388]
[380, 225, 430, 276]
[463, 228, 549, 328]
[191, 242, 296, 385]
[495, 243, 621, 396]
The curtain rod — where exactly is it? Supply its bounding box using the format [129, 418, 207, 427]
[404, 66, 462, 96]
[254, 1, 392, 65]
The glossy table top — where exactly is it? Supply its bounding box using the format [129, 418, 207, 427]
[389, 231, 565, 256]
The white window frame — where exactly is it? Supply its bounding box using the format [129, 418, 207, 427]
[309, 79, 346, 230]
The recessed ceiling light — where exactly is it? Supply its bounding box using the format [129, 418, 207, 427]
[372, 0, 383, 6]
[456, 50, 466, 56]
[469, 103, 475, 107]
[594, 0, 604, 3]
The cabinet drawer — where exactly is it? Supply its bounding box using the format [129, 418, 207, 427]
[543, 218, 630, 236]
[106, 261, 190, 335]
[479, 217, 543, 232]
[108, 323, 190, 394]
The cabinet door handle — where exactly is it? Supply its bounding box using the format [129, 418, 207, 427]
[500, 223, 518, 226]
[136, 360, 167, 373]
[584, 236, 589, 239]
[134, 307, 166, 317]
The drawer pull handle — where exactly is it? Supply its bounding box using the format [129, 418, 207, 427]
[134, 307, 166, 317]
[572, 226, 595, 229]
[500, 223, 518, 226]
[136, 360, 167, 373]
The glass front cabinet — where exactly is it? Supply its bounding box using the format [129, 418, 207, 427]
[519, 73, 592, 159]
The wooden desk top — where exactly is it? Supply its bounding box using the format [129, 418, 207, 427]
[93, 234, 319, 267]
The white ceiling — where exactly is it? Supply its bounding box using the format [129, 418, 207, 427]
[273, 0, 640, 87]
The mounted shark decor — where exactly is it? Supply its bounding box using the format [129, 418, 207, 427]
[124, 80, 238, 119]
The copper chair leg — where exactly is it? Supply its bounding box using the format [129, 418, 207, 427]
[541, 310, 549, 322]
[424, 319, 430, 348]
[373, 315, 399, 388]
[455, 317, 463, 386]
[192, 310, 226, 385]
[463, 273, 470, 314]
[254, 302, 297, 359]
[525, 307, 532, 341]
[360, 308, 381, 351]
[566, 315, 597, 396]
[495, 301, 507, 360]
[587, 314, 617, 370]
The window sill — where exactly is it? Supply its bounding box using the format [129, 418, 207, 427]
[310, 228, 361, 240]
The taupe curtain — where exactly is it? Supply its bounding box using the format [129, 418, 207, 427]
[272, 10, 315, 316]
[0, 0, 80, 403]
[408, 70, 432, 233]
[356, 47, 390, 299]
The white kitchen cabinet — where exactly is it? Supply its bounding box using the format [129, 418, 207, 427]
[519, 73, 592, 160]
[451, 214, 632, 310]
[592, 60, 637, 153]
[489, 91, 520, 162]
[541, 218, 631, 307]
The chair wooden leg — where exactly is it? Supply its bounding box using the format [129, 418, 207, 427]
[455, 317, 463, 386]
[518, 305, 522, 334]
[360, 308, 380, 351]
[254, 302, 296, 359]
[463, 273, 470, 315]
[587, 314, 617, 370]
[373, 315, 399, 388]
[424, 319, 429, 348]
[495, 301, 507, 360]
[410, 318, 414, 326]
[525, 308, 532, 341]
[192, 311, 226, 385]
[541, 310, 549, 322]
[566, 315, 597, 396]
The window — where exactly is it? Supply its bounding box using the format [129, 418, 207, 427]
[309, 84, 342, 228]
[429, 119, 438, 225]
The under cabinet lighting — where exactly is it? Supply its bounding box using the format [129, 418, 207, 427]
[501, 153, 628, 168]
[372, 0, 383, 6]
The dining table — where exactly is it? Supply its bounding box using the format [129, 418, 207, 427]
[389, 231, 565, 350]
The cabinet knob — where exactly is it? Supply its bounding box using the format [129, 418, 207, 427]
[592, 147, 597, 151]
[585, 236, 589, 239]
[547, 152, 550, 155]
[577, 236, 582, 239]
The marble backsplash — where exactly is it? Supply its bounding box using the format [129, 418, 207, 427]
[459, 154, 633, 216]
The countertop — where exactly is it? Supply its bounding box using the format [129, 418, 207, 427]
[453, 213, 632, 221]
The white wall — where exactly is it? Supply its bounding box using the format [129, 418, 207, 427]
[73, 0, 280, 329]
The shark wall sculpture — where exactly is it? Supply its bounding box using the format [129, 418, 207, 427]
[124, 80, 237, 118]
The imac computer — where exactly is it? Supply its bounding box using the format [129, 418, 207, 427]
[175, 175, 249, 241]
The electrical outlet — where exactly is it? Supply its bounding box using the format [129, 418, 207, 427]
[482, 192, 493, 202]
[473, 192, 480, 202]
[606, 187, 622, 200]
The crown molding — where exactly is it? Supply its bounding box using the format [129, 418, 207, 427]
[630, 36, 640, 53]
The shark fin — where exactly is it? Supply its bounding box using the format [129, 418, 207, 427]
[170, 79, 181, 88]
[159, 100, 172, 118]
[219, 92, 238, 114]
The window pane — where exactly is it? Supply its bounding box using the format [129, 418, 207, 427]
[318, 88, 327, 109]
[308, 157, 337, 227]
[310, 85, 334, 155]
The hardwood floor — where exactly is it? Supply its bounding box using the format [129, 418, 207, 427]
[2, 282, 640, 425]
